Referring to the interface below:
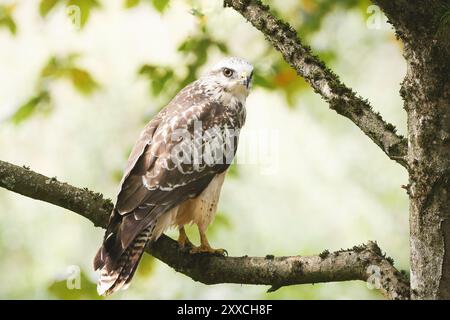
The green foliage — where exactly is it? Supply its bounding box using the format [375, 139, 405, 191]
[48, 270, 102, 300]
[177, 31, 228, 87]
[139, 23, 229, 109]
[41, 54, 99, 95]
[124, 0, 169, 13]
[39, 0, 100, 28]
[11, 91, 51, 125]
[139, 65, 175, 96]
[151, 0, 170, 13]
[0, 4, 17, 35]
[33, 0, 370, 116]
[67, 0, 100, 28]
[252, 71, 276, 90]
[68, 68, 99, 95]
[135, 2, 343, 108]
[291, 0, 371, 38]
[10, 54, 98, 124]
[260, 59, 309, 107]
[124, 0, 141, 8]
[40, 0, 60, 17]
[248, 0, 365, 106]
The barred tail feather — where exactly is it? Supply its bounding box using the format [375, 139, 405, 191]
[96, 226, 153, 296]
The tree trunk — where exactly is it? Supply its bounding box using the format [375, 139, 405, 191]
[407, 40, 450, 299]
[376, 0, 450, 299]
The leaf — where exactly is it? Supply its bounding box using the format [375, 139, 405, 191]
[40, 56, 62, 78]
[152, 70, 173, 95]
[40, 55, 98, 95]
[252, 73, 276, 90]
[138, 64, 157, 76]
[138, 64, 174, 96]
[124, 0, 140, 8]
[68, 67, 99, 95]
[151, 0, 169, 13]
[0, 15, 16, 34]
[273, 67, 298, 88]
[66, 0, 100, 28]
[11, 91, 51, 125]
[216, 42, 229, 54]
[39, 0, 60, 17]
[177, 34, 228, 89]
[268, 59, 309, 107]
[0, 5, 17, 35]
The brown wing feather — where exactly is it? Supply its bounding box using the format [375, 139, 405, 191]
[95, 81, 241, 273]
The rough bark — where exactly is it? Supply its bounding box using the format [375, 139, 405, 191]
[223, 0, 408, 168]
[373, 0, 450, 299]
[0, 160, 410, 299]
[223, 0, 450, 300]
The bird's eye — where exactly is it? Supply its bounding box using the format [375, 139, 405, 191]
[222, 68, 234, 78]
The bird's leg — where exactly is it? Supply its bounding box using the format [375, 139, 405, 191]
[177, 226, 193, 250]
[190, 227, 227, 256]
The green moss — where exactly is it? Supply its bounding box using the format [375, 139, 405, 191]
[312, 70, 322, 81]
[383, 255, 394, 266]
[303, 55, 315, 64]
[257, 18, 267, 31]
[258, 0, 270, 12]
[384, 123, 397, 134]
[351, 244, 366, 253]
[319, 249, 330, 259]
[45, 177, 58, 184]
[388, 140, 407, 158]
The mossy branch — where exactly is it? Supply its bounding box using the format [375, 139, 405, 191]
[0, 160, 410, 299]
[223, 0, 408, 168]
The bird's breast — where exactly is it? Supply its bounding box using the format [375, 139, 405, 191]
[174, 171, 227, 228]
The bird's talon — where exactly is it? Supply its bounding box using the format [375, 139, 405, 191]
[189, 246, 227, 256]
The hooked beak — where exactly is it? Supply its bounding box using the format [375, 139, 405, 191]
[240, 71, 253, 89]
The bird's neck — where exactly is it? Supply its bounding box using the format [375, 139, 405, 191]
[199, 79, 248, 108]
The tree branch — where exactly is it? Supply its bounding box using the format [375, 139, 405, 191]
[223, 0, 408, 168]
[372, 0, 445, 41]
[0, 160, 410, 299]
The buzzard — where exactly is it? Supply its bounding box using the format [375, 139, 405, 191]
[94, 57, 254, 295]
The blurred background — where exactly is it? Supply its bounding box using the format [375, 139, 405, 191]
[0, 0, 408, 299]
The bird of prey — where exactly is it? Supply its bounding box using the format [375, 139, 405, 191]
[94, 57, 254, 295]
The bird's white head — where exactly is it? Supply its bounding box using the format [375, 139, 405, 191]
[202, 57, 254, 105]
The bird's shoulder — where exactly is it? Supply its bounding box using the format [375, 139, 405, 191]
[114, 82, 224, 211]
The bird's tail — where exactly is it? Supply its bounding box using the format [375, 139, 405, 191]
[94, 226, 153, 296]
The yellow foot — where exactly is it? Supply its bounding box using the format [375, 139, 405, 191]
[190, 245, 228, 256]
